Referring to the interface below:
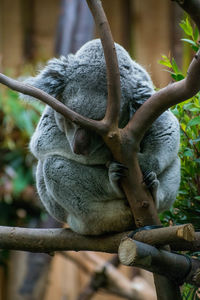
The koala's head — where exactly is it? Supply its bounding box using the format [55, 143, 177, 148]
[22, 39, 154, 157]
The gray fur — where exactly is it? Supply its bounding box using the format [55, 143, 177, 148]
[23, 39, 180, 235]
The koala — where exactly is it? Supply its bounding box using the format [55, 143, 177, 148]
[21, 39, 180, 235]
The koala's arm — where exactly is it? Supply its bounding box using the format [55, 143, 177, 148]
[30, 106, 71, 160]
[138, 110, 180, 176]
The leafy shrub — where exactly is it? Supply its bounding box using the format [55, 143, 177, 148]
[159, 17, 200, 229]
[159, 17, 200, 300]
[0, 85, 44, 225]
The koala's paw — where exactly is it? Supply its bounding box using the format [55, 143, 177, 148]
[143, 171, 160, 208]
[143, 171, 159, 188]
[108, 161, 127, 197]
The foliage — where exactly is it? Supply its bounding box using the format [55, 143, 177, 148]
[0, 85, 44, 226]
[159, 16, 200, 229]
[159, 17, 200, 299]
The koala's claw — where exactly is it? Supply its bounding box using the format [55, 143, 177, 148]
[108, 161, 127, 197]
[108, 161, 128, 181]
[143, 171, 158, 188]
[143, 171, 160, 207]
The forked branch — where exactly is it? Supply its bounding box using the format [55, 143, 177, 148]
[125, 50, 200, 143]
[119, 238, 200, 287]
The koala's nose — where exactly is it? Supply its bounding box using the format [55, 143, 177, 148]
[73, 128, 91, 156]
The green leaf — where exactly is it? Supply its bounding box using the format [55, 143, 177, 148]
[183, 148, 193, 157]
[180, 18, 194, 37]
[159, 60, 171, 68]
[171, 106, 180, 117]
[171, 73, 184, 81]
[187, 116, 200, 127]
[189, 107, 200, 112]
[183, 102, 193, 110]
[178, 190, 188, 195]
[171, 58, 179, 73]
[193, 137, 200, 143]
[191, 45, 199, 52]
[158, 55, 172, 68]
[181, 38, 197, 47]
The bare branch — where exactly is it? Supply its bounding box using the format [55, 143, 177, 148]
[170, 232, 200, 252]
[133, 224, 195, 246]
[86, 0, 121, 128]
[125, 50, 200, 143]
[0, 73, 107, 134]
[119, 238, 200, 287]
[0, 226, 127, 253]
[0, 225, 199, 253]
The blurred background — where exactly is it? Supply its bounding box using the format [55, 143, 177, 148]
[0, 0, 199, 299]
[0, 0, 190, 86]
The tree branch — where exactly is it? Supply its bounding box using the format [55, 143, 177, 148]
[0, 226, 127, 253]
[86, 0, 121, 128]
[132, 224, 195, 246]
[0, 225, 199, 253]
[0, 73, 109, 134]
[125, 50, 200, 144]
[118, 238, 200, 287]
[170, 231, 200, 252]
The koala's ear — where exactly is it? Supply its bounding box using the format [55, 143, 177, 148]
[129, 80, 155, 118]
[19, 55, 73, 101]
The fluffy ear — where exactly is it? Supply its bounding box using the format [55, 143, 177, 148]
[19, 55, 73, 101]
[129, 76, 155, 118]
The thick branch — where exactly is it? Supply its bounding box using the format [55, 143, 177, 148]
[0, 225, 199, 253]
[171, 231, 200, 251]
[174, 0, 200, 32]
[86, 0, 121, 128]
[125, 50, 200, 144]
[133, 224, 195, 246]
[119, 238, 200, 287]
[0, 226, 128, 253]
